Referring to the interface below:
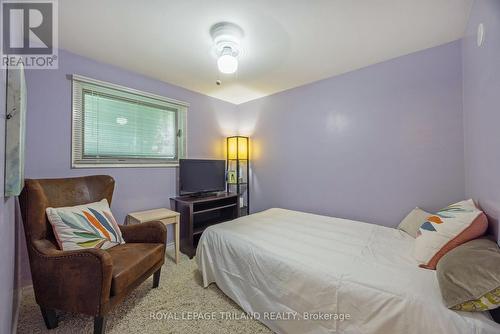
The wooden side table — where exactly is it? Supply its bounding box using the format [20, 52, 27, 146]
[126, 208, 180, 264]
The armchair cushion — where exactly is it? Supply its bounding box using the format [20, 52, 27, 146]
[46, 199, 125, 250]
[107, 243, 164, 296]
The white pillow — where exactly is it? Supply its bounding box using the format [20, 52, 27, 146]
[46, 199, 125, 251]
[414, 199, 488, 269]
[398, 207, 431, 238]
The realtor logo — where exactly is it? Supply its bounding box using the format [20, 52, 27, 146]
[1, 0, 58, 69]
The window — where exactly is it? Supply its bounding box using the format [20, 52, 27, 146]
[72, 75, 187, 167]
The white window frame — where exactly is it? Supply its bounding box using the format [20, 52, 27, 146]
[71, 74, 188, 168]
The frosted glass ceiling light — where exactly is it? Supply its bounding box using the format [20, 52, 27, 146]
[217, 47, 238, 74]
[210, 22, 243, 74]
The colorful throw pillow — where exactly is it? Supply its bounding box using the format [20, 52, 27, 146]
[414, 199, 488, 269]
[398, 207, 432, 238]
[453, 288, 500, 311]
[46, 199, 125, 251]
[437, 238, 500, 311]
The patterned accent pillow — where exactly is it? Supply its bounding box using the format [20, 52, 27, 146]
[46, 199, 125, 251]
[452, 288, 500, 312]
[414, 199, 488, 269]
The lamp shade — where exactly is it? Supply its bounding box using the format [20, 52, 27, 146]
[227, 136, 248, 160]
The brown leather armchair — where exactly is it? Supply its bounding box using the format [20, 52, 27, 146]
[19, 175, 167, 334]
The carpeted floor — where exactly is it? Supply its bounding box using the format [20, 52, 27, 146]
[17, 253, 272, 334]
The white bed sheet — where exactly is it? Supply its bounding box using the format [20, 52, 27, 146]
[196, 208, 500, 334]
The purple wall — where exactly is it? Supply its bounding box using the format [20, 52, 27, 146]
[463, 0, 500, 242]
[24, 49, 238, 242]
[0, 69, 16, 334]
[238, 41, 465, 226]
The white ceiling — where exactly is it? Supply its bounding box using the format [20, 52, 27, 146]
[59, 0, 473, 105]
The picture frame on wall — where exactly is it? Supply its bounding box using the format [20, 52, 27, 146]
[4, 65, 27, 197]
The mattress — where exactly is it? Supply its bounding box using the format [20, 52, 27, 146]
[196, 208, 500, 334]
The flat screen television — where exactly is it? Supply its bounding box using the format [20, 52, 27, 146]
[179, 159, 226, 196]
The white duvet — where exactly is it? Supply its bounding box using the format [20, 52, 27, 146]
[196, 208, 500, 334]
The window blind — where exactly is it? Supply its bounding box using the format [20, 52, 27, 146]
[72, 75, 187, 167]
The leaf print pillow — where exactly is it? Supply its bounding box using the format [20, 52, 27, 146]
[46, 199, 125, 251]
[414, 199, 487, 270]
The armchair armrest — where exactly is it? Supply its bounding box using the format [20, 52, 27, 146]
[30, 239, 113, 316]
[119, 221, 167, 244]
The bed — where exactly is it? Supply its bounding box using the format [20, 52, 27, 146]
[196, 208, 500, 334]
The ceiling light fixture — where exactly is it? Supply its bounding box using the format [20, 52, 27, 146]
[217, 47, 238, 74]
[210, 22, 244, 74]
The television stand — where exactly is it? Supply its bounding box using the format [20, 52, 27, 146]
[170, 192, 239, 259]
[187, 191, 218, 198]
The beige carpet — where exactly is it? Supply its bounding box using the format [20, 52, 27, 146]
[17, 253, 272, 334]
